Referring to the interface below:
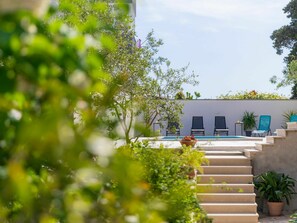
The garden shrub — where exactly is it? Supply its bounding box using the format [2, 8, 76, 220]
[0, 2, 211, 223]
[217, 90, 287, 99]
[119, 141, 211, 222]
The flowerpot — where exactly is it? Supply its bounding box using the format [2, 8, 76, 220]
[267, 201, 284, 216]
[0, 0, 50, 17]
[187, 168, 197, 180]
[245, 130, 252, 137]
[180, 140, 197, 147]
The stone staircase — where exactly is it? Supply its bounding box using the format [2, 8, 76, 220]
[197, 151, 259, 223]
[196, 123, 297, 222]
[244, 123, 297, 159]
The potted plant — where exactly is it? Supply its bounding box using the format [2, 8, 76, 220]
[180, 135, 197, 147]
[254, 171, 296, 216]
[242, 111, 256, 136]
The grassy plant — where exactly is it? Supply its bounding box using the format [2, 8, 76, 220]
[289, 212, 297, 223]
[282, 110, 297, 128]
[254, 171, 296, 204]
[242, 111, 256, 130]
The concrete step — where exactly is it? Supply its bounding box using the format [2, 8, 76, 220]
[244, 149, 260, 158]
[198, 193, 256, 203]
[265, 136, 285, 144]
[200, 145, 256, 152]
[197, 183, 254, 193]
[204, 155, 251, 166]
[200, 166, 252, 174]
[203, 151, 243, 156]
[207, 213, 259, 223]
[198, 174, 253, 184]
[200, 203, 257, 213]
[275, 129, 286, 137]
[255, 143, 273, 151]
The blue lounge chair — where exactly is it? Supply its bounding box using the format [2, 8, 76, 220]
[252, 115, 271, 137]
[214, 116, 229, 136]
[166, 121, 180, 136]
[191, 116, 205, 136]
[290, 114, 297, 122]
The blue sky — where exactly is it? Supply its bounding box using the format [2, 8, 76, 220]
[135, 0, 292, 99]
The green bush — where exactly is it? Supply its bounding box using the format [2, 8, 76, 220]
[0, 4, 164, 222]
[0, 3, 211, 223]
[217, 90, 287, 99]
[121, 142, 211, 222]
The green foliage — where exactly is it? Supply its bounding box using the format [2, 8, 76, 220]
[0, 3, 147, 221]
[242, 111, 256, 130]
[175, 91, 185, 99]
[141, 58, 199, 136]
[82, 3, 200, 142]
[270, 0, 297, 98]
[127, 142, 210, 222]
[282, 110, 297, 128]
[95, 11, 198, 142]
[175, 91, 201, 100]
[217, 90, 287, 99]
[289, 212, 297, 223]
[0, 2, 209, 222]
[254, 171, 296, 204]
[194, 91, 201, 99]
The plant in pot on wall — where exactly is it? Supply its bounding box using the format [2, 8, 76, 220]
[254, 171, 296, 216]
[180, 135, 197, 147]
[242, 111, 256, 136]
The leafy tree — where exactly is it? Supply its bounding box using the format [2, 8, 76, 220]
[270, 0, 297, 98]
[217, 90, 287, 99]
[84, 6, 200, 142]
[141, 58, 199, 136]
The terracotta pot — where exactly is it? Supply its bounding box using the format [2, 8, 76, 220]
[187, 168, 197, 180]
[180, 140, 197, 147]
[0, 0, 50, 17]
[267, 201, 284, 216]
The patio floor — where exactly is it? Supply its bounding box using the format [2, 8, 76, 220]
[259, 213, 290, 222]
[145, 137, 264, 151]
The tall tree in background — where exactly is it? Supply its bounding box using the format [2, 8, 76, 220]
[270, 0, 297, 98]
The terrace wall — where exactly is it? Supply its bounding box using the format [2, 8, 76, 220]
[157, 100, 297, 136]
[252, 130, 297, 213]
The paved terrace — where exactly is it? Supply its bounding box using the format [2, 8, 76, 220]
[144, 137, 264, 151]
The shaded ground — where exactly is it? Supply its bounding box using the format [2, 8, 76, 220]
[259, 213, 291, 223]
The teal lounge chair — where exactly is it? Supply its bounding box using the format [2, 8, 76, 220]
[290, 114, 297, 122]
[252, 115, 271, 137]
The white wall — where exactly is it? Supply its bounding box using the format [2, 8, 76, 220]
[158, 100, 297, 136]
